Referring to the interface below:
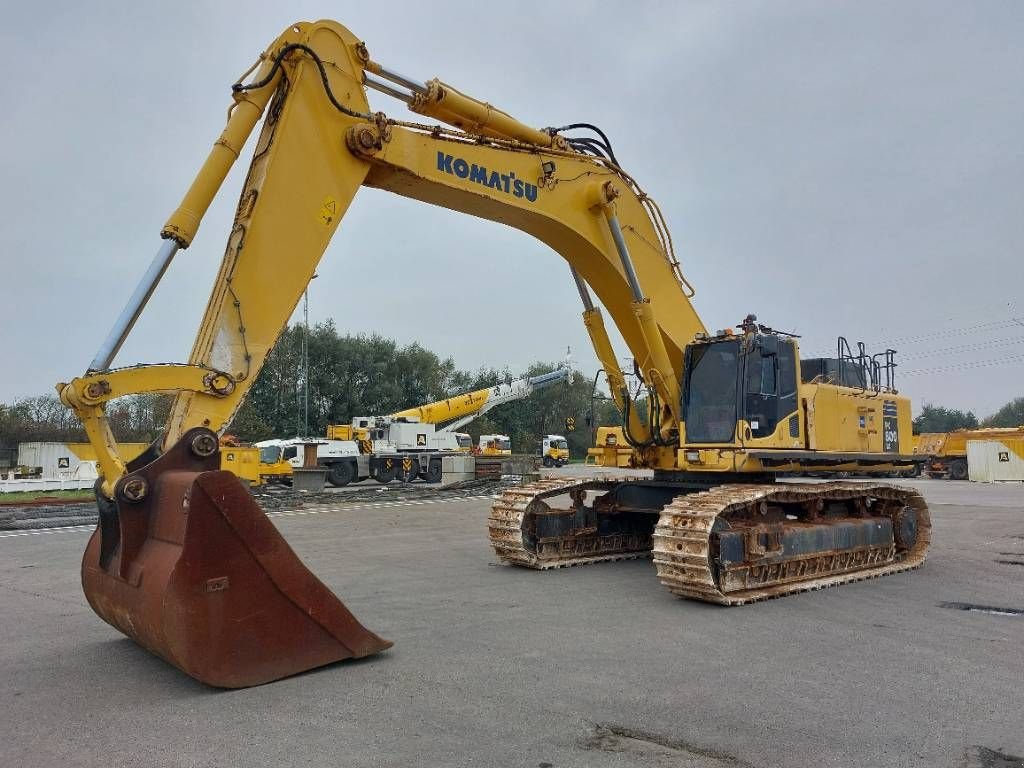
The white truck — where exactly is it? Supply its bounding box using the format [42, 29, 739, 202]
[540, 435, 570, 467]
[476, 434, 512, 455]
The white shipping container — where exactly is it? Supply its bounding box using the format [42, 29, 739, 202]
[967, 439, 1024, 482]
[17, 442, 87, 479]
[16, 441, 150, 480]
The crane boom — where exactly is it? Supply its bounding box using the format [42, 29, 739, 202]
[389, 366, 569, 432]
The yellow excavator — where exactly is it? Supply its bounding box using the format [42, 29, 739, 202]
[58, 20, 930, 689]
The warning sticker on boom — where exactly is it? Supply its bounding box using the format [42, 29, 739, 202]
[318, 196, 338, 226]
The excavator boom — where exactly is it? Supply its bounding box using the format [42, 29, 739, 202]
[63, 22, 701, 491]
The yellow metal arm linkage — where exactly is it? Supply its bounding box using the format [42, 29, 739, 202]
[71, 19, 706, 494]
[58, 365, 235, 495]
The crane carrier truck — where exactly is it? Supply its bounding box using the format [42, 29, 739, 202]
[256, 366, 568, 485]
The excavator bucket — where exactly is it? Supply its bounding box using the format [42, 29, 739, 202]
[81, 428, 391, 688]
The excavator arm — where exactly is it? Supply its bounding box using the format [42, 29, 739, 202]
[59, 19, 703, 496]
[57, 19, 706, 688]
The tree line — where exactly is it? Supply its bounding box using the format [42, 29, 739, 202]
[0, 393, 169, 447]
[232, 320, 618, 458]
[1, 322, 619, 459]
[4, 322, 1022, 456]
[912, 400, 1024, 434]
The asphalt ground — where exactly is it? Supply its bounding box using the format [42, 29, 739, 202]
[1, 474, 1022, 768]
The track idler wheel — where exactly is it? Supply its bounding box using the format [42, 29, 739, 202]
[81, 428, 392, 688]
[892, 506, 919, 551]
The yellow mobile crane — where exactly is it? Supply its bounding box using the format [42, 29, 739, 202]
[58, 20, 929, 688]
[388, 367, 569, 434]
[322, 367, 570, 483]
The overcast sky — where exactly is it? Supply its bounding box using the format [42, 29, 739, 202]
[1, 1, 1021, 417]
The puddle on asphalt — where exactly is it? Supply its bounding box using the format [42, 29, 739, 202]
[576, 724, 1023, 767]
[962, 745, 1024, 768]
[579, 723, 752, 767]
[940, 602, 1024, 617]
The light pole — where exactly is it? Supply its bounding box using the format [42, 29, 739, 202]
[301, 273, 319, 438]
[303, 288, 309, 438]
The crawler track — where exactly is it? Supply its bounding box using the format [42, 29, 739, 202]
[651, 482, 930, 604]
[488, 478, 930, 604]
[488, 476, 652, 568]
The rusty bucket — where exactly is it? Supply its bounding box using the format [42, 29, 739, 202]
[82, 428, 392, 688]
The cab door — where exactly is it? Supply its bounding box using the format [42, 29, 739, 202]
[741, 337, 799, 443]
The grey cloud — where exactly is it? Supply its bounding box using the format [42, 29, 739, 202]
[0, 1, 1020, 416]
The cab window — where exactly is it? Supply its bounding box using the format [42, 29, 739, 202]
[778, 341, 798, 418]
[746, 352, 777, 396]
[684, 341, 739, 443]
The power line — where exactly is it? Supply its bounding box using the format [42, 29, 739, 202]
[907, 299, 1018, 328]
[803, 316, 1024, 358]
[900, 354, 1024, 377]
[852, 299, 1020, 346]
[871, 316, 1024, 347]
[898, 336, 1024, 361]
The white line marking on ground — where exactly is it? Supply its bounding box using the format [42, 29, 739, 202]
[0, 524, 95, 538]
[0, 494, 497, 540]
